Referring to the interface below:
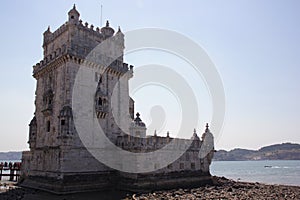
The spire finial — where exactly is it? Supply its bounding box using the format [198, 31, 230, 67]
[118, 26, 121, 32]
[73, 4, 76, 9]
[106, 20, 109, 27]
[192, 128, 200, 140]
[134, 112, 141, 123]
[193, 128, 198, 137]
[154, 130, 157, 136]
[44, 26, 51, 34]
[205, 123, 209, 132]
[167, 131, 169, 137]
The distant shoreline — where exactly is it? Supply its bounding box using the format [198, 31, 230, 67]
[214, 142, 300, 161]
[0, 152, 22, 161]
[2, 142, 300, 161]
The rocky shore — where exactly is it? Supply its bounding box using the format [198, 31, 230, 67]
[127, 177, 300, 200]
[1, 176, 299, 200]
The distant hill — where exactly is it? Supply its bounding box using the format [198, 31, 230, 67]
[0, 151, 22, 160]
[214, 143, 300, 161]
[1, 143, 299, 161]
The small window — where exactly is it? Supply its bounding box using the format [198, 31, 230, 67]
[191, 163, 195, 170]
[61, 119, 65, 126]
[98, 97, 102, 106]
[46, 121, 51, 132]
[167, 164, 173, 170]
[71, 15, 74, 19]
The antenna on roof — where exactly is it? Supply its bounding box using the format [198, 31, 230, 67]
[100, 4, 103, 26]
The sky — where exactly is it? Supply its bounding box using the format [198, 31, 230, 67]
[0, 0, 299, 152]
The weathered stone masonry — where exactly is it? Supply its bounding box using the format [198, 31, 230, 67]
[21, 5, 214, 194]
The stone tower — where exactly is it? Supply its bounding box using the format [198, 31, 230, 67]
[22, 5, 134, 192]
[21, 5, 214, 194]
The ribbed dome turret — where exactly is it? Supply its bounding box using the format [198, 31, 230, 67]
[101, 20, 115, 38]
[133, 112, 146, 127]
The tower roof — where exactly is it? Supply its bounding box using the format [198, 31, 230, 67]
[133, 112, 146, 127]
[205, 123, 210, 132]
[68, 4, 80, 16]
[101, 20, 115, 38]
[117, 26, 124, 35]
[202, 123, 213, 140]
[192, 128, 200, 140]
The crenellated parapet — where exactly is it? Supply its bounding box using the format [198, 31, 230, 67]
[42, 17, 121, 58]
[37, 4, 126, 79]
[33, 53, 131, 79]
[116, 132, 203, 152]
[43, 23, 68, 46]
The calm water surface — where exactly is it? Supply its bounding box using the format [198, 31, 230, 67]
[1, 160, 299, 186]
[211, 160, 300, 186]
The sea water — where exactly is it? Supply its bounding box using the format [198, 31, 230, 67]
[1, 160, 299, 186]
[211, 160, 300, 186]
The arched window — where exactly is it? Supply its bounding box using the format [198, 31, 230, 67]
[98, 97, 102, 106]
[46, 121, 51, 132]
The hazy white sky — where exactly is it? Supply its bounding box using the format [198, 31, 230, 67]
[0, 0, 299, 151]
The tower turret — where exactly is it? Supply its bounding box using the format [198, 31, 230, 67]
[191, 128, 200, 140]
[129, 112, 147, 137]
[42, 26, 52, 55]
[68, 4, 80, 24]
[199, 123, 214, 163]
[28, 117, 37, 149]
[43, 26, 51, 37]
[101, 20, 115, 38]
